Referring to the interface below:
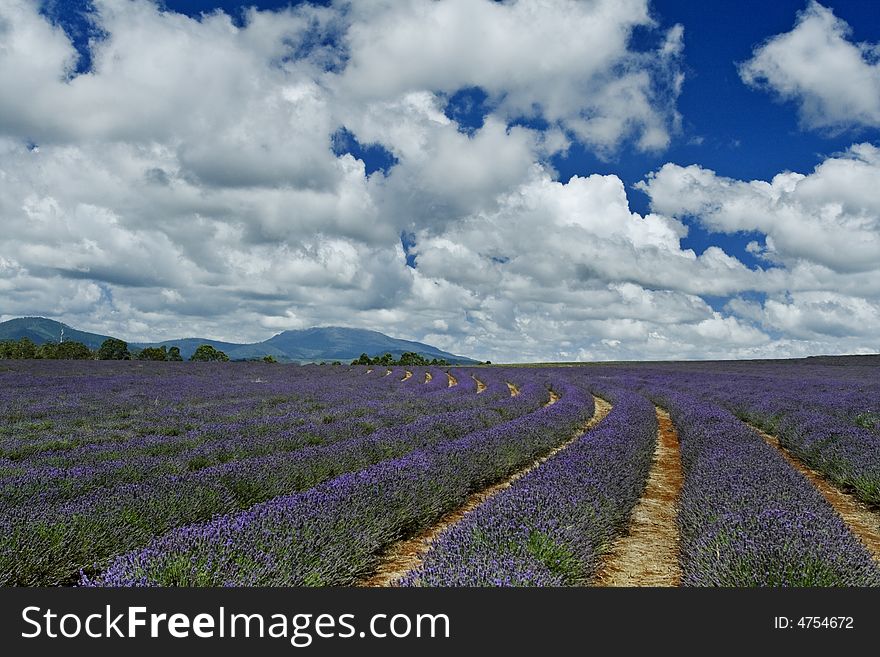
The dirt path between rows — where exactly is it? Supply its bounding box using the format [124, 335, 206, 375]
[594, 407, 683, 587]
[401, 371, 412, 381]
[424, 372, 432, 383]
[750, 424, 880, 562]
[446, 372, 457, 387]
[472, 375, 487, 393]
[506, 382, 520, 397]
[358, 395, 613, 587]
[545, 389, 560, 406]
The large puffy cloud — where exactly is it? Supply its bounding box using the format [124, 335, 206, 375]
[0, 0, 876, 361]
[638, 143, 880, 273]
[728, 292, 880, 342]
[739, 1, 880, 132]
[338, 0, 683, 153]
[413, 172, 768, 298]
[403, 170, 787, 361]
[341, 93, 549, 232]
[637, 144, 880, 357]
[1, 1, 332, 141]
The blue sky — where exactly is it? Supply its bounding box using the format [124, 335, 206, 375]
[2, 0, 879, 360]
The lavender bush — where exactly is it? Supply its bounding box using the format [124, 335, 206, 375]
[663, 392, 880, 586]
[85, 381, 594, 586]
[399, 387, 657, 586]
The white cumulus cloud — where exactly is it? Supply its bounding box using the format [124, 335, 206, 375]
[739, 1, 880, 132]
[0, 0, 877, 361]
[638, 143, 880, 273]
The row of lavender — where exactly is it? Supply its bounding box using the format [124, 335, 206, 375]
[400, 387, 657, 586]
[0, 362, 475, 463]
[0, 366, 522, 509]
[703, 369, 880, 506]
[602, 360, 880, 507]
[0, 362, 366, 459]
[0, 362, 516, 487]
[0, 362, 551, 585]
[398, 378, 879, 587]
[3, 357, 877, 587]
[656, 390, 879, 586]
[85, 378, 596, 585]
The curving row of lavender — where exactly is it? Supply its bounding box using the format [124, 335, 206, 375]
[400, 387, 657, 586]
[738, 406, 880, 506]
[0, 362, 549, 585]
[0, 364, 506, 465]
[1, 356, 877, 588]
[0, 370, 533, 510]
[85, 380, 595, 586]
[660, 391, 880, 586]
[604, 361, 880, 507]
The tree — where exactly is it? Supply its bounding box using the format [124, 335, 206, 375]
[36, 340, 92, 360]
[57, 341, 93, 359]
[398, 351, 417, 366]
[35, 343, 58, 359]
[190, 344, 229, 362]
[262, 355, 277, 363]
[167, 346, 183, 361]
[399, 351, 434, 366]
[19, 337, 37, 359]
[351, 353, 372, 366]
[0, 337, 37, 359]
[137, 346, 168, 361]
[97, 338, 130, 360]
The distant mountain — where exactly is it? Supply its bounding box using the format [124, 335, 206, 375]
[137, 326, 476, 363]
[0, 317, 477, 363]
[0, 317, 113, 350]
[262, 327, 472, 363]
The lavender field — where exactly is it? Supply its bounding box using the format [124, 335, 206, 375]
[0, 357, 878, 587]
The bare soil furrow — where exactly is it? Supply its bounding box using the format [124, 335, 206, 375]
[750, 424, 880, 562]
[594, 407, 683, 587]
[359, 395, 613, 587]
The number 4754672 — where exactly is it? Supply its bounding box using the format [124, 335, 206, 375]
[774, 617, 854, 629]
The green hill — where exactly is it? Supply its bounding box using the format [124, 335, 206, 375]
[0, 317, 477, 363]
[0, 317, 113, 350]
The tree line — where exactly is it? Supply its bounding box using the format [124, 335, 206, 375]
[351, 351, 450, 366]
[2, 339, 457, 366]
[0, 337, 231, 362]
